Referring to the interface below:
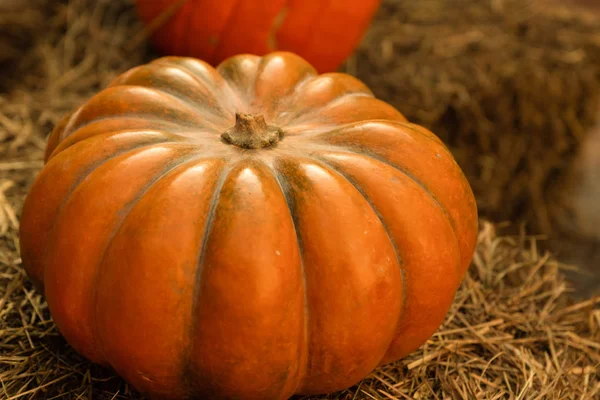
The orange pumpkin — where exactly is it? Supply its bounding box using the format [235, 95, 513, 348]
[134, 0, 381, 73]
[20, 52, 478, 400]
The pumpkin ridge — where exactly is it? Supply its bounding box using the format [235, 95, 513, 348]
[272, 155, 405, 392]
[78, 85, 222, 130]
[392, 121, 446, 147]
[308, 150, 463, 364]
[312, 146, 462, 265]
[216, 55, 263, 108]
[150, 60, 240, 115]
[157, 81, 231, 122]
[269, 164, 310, 392]
[49, 130, 184, 161]
[265, 67, 321, 119]
[114, 66, 234, 122]
[47, 128, 170, 162]
[117, 85, 228, 129]
[284, 120, 375, 139]
[274, 73, 373, 126]
[248, 52, 271, 106]
[45, 112, 72, 160]
[53, 116, 185, 148]
[247, 52, 318, 118]
[293, 97, 404, 130]
[21, 138, 183, 291]
[184, 163, 231, 389]
[90, 152, 212, 369]
[292, 66, 322, 91]
[288, 92, 374, 125]
[287, 120, 406, 140]
[41, 140, 182, 254]
[306, 155, 407, 344]
[315, 119, 448, 149]
[313, 120, 455, 160]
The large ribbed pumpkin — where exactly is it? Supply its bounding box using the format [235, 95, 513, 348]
[20, 52, 478, 400]
[134, 0, 381, 73]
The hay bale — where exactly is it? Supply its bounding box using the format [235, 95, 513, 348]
[348, 0, 600, 234]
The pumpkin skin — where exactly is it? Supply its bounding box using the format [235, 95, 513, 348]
[134, 0, 381, 73]
[19, 52, 478, 400]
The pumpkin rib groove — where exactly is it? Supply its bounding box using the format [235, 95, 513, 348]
[45, 113, 72, 158]
[305, 154, 407, 342]
[116, 69, 233, 122]
[216, 55, 263, 108]
[335, 120, 449, 150]
[286, 59, 321, 92]
[315, 146, 461, 262]
[152, 60, 214, 89]
[80, 85, 222, 131]
[288, 92, 374, 124]
[63, 110, 199, 137]
[303, 72, 373, 95]
[286, 116, 413, 140]
[250, 54, 319, 122]
[393, 121, 447, 147]
[90, 152, 211, 369]
[285, 72, 374, 121]
[149, 61, 238, 118]
[49, 130, 186, 161]
[291, 70, 322, 94]
[260, 70, 321, 120]
[306, 96, 403, 124]
[184, 163, 231, 387]
[139, 83, 231, 124]
[54, 116, 186, 146]
[305, 121, 447, 149]
[284, 120, 374, 138]
[119, 86, 227, 129]
[21, 138, 177, 291]
[42, 140, 180, 252]
[269, 165, 310, 392]
[250, 52, 275, 106]
[308, 152, 464, 365]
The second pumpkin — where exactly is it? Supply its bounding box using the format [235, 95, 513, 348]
[135, 0, 381, 73]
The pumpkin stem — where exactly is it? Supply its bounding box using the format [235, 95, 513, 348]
[221, 113, 283, 149]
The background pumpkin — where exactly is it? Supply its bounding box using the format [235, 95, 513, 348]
[19, 52, 478, 400]
[134, 0, 381, 73]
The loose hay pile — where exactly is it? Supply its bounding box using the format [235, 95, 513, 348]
[0, 0, 599, 399]
[3, 216, 600, 398]
[349, 0, 600, 235]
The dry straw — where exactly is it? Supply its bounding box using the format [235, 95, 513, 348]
[0, 0, 598, 399]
